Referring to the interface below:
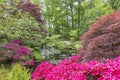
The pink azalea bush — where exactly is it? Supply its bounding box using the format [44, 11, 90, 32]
[31, 55, 120, 80]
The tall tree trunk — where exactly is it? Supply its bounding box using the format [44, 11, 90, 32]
[70, 3, 74, 29]
[77, 1, 81, 30]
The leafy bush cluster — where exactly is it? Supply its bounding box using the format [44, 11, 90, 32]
[42, 35, 76, 54]
[0, 39, 34, 66]
[0, 0, 46, 40]
[69, 29, 79, 41]
[79, 10, 120, 61]
[0, 63, 30, 80]
[31, 55, 120, 80]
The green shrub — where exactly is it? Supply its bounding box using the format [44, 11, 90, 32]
[69, 29, 79, 41]
[0, 66, 9, 80]
[53, 41, 76, 54]
[0, 63, 30, 80]
[8, 64, 30, 80]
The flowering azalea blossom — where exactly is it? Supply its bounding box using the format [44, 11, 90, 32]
[31, 55, 120, 80]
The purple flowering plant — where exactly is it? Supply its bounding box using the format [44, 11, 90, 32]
[0, 39, 34, 66]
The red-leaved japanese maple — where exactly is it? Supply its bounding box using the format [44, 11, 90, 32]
[18, 0, 47, 33]
[79, 10, 120, 61]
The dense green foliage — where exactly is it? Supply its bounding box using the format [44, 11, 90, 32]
[0, 0, 44, 41]
[41, 0, 118, 40]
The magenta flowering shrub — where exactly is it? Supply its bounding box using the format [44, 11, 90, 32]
[0, 40, 34, 66]
[9, 39, 24, 45]
[31, 55, 120, 80]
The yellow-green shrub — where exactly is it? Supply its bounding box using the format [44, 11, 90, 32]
[0, 63, 30, 80]
[0, 66, 9, 80]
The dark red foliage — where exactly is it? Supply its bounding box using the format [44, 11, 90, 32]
[19, 1, 44, 23]
[79, 11, 120, 62]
